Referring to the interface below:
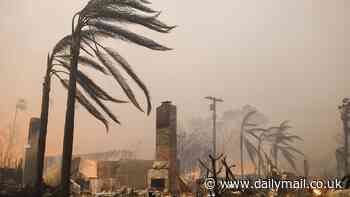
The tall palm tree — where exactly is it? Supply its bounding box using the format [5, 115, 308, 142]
[239, 110, 259, 177]
[233, 106, 267, 178]
[246, 125, 289, 177]
[54, 1, 174, 196]
[255, 130, 269, 177]
[246, 121, 303, 176]
[35, 55, 53, 197]
[36, 48, 129, 196]
[246, 127, 270, 177]
[267, 121, 304, 172]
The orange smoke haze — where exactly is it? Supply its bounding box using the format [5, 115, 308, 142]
[0, 0, 348, 176]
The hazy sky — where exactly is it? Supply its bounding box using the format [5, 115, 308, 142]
[0, 1, 348, 174]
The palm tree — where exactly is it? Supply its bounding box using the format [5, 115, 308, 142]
[36, 49, 129, 196]
[229, 106, 267, 178]
[267, 121, 304, 172]
[246, 127, 269, 177]
[54, 1, 174, 196]
[246, 121, 304, 176]
[246, 125, 287, 177]
[239, 110, 259, 177]
[35, 55, 53, 197]
[255, 130, 269, 177]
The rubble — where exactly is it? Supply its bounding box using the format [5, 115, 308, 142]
[4, 102, 350, 197]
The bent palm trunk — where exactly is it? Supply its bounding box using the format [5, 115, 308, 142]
[61, 29, 81, 197]
[35, 55, 52, 197]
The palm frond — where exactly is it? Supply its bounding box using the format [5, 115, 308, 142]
[86, 7, 174, 33]
[264, 132, 281, 139]
[284, 146, 304, 156]
[279, 140, 291, 146]
[81, 38, 98, 54]
[88, 21, 171, 50]
[80, 42, 95, 57]
[246, 128, 268, 133]
[58, 78, 109, 131]
[280, 120, 292, 131]
[280, 120, 290, 127]
[52, 30, 106, 56]
[78, 56, 109, 75]
[52, 35, 72, 56]
[112, 0, 157, 13]
[244, 123, 258, 127]
[241, 110, 257, 129]
[84, 29, 115, 40]
[284, 135, 303, 142]
[77, 82, 121, 125]
[264, 123, 291, 138]
[96, 50, 144, 112]
[56, 59, 127, 103]
[139, 0, 151, 4]
[85, 0, 154, 12]
[245, 130, 260, 140]
[56, 55, 108, 76]
[104, 47, 151, 114]
[280, 148, 297, 171]
[76, 70, 128, 103]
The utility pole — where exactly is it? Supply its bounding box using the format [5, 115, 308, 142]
[205, 96, 223, 158]
[339, 98, 350, 176]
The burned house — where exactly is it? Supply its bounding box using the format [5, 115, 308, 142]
[44, 151, 153, 193]
[81, 101, 180, 194]
[42, 102, 181, 195]
[78, 149, 136, 161]
[85, 101, 180, 194]
[77, 159, 153, 193]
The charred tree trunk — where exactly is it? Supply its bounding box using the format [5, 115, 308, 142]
[200, 155, 234, 196]
[61, 22, 81, 197]
[199, 154, 223, 196]
[222, 157, 235, 180]
[34, 54, 52, 197]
